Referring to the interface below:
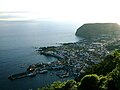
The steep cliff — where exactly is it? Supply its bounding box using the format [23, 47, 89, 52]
[75, 23, 120, 38]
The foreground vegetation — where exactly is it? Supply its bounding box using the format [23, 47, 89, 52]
[39, 50, 120, 90]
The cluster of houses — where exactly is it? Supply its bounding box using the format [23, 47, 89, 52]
[38, 37, 115, 77]
[25, 36, 120, 79]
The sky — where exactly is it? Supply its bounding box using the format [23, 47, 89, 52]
[0, 0, 120, 23]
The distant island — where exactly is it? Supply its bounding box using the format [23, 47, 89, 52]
[75, 23, 120, 39]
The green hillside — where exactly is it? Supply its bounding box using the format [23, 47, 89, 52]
[39, 50, 120, 90]
[75, 23, 120, 38]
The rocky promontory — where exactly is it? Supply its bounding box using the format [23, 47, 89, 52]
[75, 23, 120, 39]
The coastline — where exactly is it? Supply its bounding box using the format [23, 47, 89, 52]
[8, 35, 117, 81]
[0, 21, 80, 90]
[7, 34, 120, 89]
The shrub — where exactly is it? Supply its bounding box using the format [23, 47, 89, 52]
[78, 74, 99, 90]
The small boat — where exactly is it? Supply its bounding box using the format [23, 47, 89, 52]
[59, 72, 69, 78]
[39, 70, 48, 74]
[27, 72, 36, 77]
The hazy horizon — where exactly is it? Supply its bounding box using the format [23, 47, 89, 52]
[0, 0, 120, 24]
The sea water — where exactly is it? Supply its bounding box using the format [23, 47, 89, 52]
[0, 21, 81, 90]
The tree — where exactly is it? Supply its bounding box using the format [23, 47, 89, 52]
[62, 80, 78, 90]
[78, 74, 99, 90]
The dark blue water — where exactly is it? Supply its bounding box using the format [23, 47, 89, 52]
[0, 21, 81, 90]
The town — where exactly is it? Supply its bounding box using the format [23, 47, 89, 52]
[8, 35, 120, 80]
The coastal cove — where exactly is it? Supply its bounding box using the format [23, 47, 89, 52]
[0, 21, 80, 90]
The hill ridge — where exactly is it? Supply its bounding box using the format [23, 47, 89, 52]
[75, 23, 120, 38]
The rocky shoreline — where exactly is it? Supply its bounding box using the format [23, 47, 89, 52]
[8, 34, 120, 80]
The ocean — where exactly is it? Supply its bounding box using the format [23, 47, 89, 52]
[0, 21, 81, 90]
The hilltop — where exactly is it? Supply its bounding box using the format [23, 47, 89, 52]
[75, 23, 120, 39]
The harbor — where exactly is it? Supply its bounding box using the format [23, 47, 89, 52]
[8, 35, 120, 80]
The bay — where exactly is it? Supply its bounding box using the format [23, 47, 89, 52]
[0, 21, 81, 90]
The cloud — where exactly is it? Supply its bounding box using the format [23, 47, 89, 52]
[0, 11, 28, 14]
[0, 14, 18, 18]
[0, 12, 30, 21]
[0, 0, 120, 23]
